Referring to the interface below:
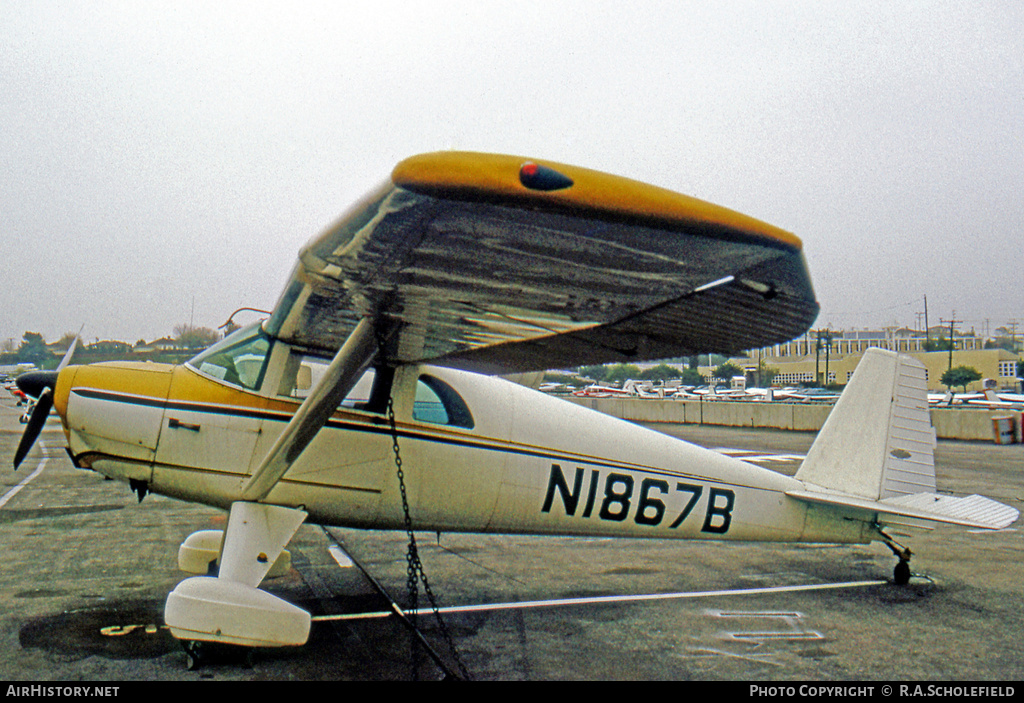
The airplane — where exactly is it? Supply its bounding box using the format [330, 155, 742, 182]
[927, 389, 1024, 410]
[966, 390, 1024, 410]
[771, 387, 842, 402]
[572, 384, 627, 397]
[572, 382, 637, 398]
[9, 385, 28, 407]
[12, 151, 1018, 662]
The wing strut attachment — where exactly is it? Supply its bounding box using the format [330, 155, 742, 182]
[242, 316, 378, 502]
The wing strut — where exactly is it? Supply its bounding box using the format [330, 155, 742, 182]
[241, 317, 378, 502]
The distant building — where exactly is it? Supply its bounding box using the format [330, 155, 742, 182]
[765, 327, 984, 359]
[747, 328, 1019, 391]
[132, 337, 181, 353]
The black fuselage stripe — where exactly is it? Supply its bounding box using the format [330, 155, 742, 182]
[70, 388, 715, 481]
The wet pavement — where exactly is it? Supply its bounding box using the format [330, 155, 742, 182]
[1, 396, 1022, 681]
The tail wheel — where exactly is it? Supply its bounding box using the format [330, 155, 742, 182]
[894, 559, 911, 585]
[875, 525, 913, 586]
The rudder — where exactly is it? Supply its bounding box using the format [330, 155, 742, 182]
[795, 348, 936, 500]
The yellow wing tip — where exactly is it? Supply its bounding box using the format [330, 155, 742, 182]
[392, 151, 802, 251]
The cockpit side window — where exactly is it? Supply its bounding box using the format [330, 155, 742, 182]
[413, 374, 474, 429]
[187, 324, 271, 391]
[277, 353, 393, 414]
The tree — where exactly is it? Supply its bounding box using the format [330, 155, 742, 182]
[542, 371, 578, 386]
[639, 363, 681, 382]
[56, 331, 82, 349]
[925, 336, 953, 352]
[759, 365, 780, 387]
[578, 365, 608, 383]
[174, 324, 220, 350]
[14, 332, 52, 366]
[713, 362, 744, 383]
[940, 365, 982, 393]
[678, 367, 704, 386]
[986, 337, 1019, 352]
[50, 330, 84, 364]
[604, 363, 641, 385]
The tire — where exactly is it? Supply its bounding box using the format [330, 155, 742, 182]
[894, 560, 911, 585]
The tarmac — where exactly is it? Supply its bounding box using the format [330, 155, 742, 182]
[1, 393, 1023, 682]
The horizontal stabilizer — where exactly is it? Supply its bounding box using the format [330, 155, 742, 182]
[787, 489, 1019, 531]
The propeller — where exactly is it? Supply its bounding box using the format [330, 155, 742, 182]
[12, 335, 79, 469]
[13, 387, 53, 469]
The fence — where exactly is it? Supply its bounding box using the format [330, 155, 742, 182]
[566, 396, 1023, 442]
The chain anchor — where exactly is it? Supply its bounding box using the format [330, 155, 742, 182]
[385, 392, 471, 680]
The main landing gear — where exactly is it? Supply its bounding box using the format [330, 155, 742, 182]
[877, 527, 913, 585]
[164, 502, 312, 663]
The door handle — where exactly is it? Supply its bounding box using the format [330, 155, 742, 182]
[168, 418, 202, 432]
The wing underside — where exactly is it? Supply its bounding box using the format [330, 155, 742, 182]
[264, 152, 819, 373]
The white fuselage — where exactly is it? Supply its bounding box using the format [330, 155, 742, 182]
[54, 339, 870, 549]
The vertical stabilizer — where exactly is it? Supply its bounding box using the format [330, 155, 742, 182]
[795, 348, 936, 500]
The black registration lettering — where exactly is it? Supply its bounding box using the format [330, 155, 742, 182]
[541, 464, 735, 534]
[541, 464, 584, 515]
[669, 483, 703, 528]
[581, 469, 601, 518]
[701, 487, 735, 534]
[634, 478, 669, 526]
[598, 473, 633, 521]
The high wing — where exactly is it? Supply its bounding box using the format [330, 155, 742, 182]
[244, 152, 819, 501]
[263, 151, 818, 374]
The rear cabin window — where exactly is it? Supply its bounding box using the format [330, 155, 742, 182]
[413, 375, 474, 429]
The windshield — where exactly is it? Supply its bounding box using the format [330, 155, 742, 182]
[186, 323, 272, 391]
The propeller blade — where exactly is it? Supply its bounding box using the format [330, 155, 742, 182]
[14, 387, 54, 469]
[11, 330, 78, 469]
[57, 332, 80, 371]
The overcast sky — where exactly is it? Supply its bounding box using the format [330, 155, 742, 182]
[3, 1, 1022, 348]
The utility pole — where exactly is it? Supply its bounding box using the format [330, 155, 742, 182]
[941, 315, 962, 371]
[825, 330, 831, 386]
[924, 295, 930, 347]
[815, 329, 832, 386]
[814, 331, 820, 384]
